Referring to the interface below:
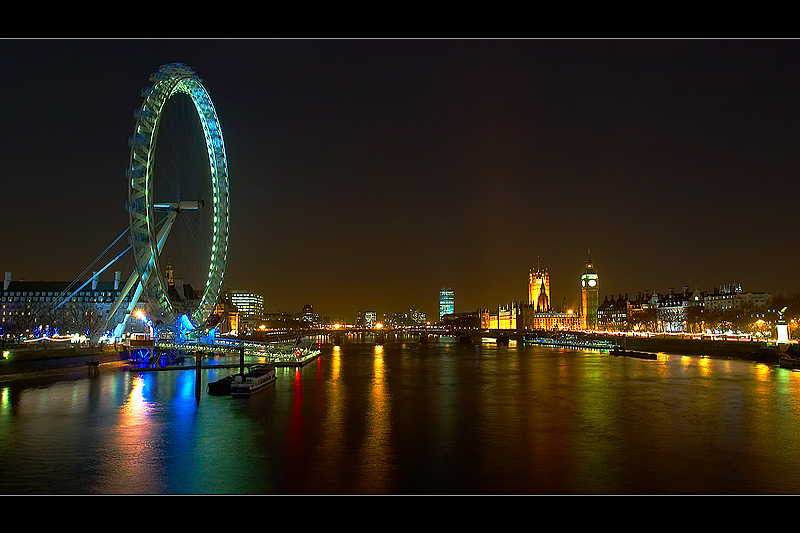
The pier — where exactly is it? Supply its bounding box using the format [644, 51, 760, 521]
[129, 352, 323, 371]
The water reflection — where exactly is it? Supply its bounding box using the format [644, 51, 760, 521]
[92, 375, 159, 494]
[0, 386, 9, 415]
[284, 367, 304, 491]
[313, 345, 345, 493]
[7, 341, 800, 493]
[354, 344, 392, 493]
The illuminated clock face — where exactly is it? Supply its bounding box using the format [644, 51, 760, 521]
[581, 280, 586, 287]
[588, 279, 597, 287]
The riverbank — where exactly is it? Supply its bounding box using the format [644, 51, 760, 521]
[554, 331, 798, 364]
[584, 332, 772, 359]
[484, 329, 791, 362]
[0, 345, 126, 382]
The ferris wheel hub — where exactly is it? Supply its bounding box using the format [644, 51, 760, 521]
[153, 200, 205, 212]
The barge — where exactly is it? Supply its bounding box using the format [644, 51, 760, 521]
[610, 347, 658, 360]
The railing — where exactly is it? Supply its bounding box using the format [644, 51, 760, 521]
[155, 337, 321, 365]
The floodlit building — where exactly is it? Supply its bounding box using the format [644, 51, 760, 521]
[703, 284, 772, 312]
[1, 271, 134, 339]
[439, 286, 454, 321]
[528, 267, 551, 312]
[213, 291, 239, 334]
[488, 256, 587, 332]
[580, 253, 599, 330]
[227, 290, 264, 318]
[598, 294, 630, 331]
[484, 302, 519, 330]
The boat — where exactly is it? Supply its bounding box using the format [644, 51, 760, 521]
[230, 364, 277, 398]
[750, 347, 781, 364]
[207, 374, 235, 396]
[610, 347, 657, 360]
[779, 356, 800, 370]
[460, 334, 477, 344]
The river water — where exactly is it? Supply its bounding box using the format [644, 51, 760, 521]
[2, 335, 800, 495]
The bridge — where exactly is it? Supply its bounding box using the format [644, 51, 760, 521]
[320, 326, 520, 345]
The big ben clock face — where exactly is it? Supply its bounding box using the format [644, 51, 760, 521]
[581, 280, 586, 287]
[588, 279, 597, 287]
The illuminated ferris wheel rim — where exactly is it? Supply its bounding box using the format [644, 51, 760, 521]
[126, 62, 230, 327]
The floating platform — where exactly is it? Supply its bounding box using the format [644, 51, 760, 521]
[525, 336, 618, 351]
[129, 347, 322, 371]
[610, 348, 658, 360]
[131, 363, 246, 372]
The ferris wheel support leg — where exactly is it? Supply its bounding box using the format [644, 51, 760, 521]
[107, 272, 143, 338]
[108, 212, 178, 339]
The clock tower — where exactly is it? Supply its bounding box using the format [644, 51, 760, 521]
[580, 251, 599, 330]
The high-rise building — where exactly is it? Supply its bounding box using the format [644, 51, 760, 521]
[580, 252, 599, 330]
[227, 290, 264, 318]
[439, 286, 454, 320]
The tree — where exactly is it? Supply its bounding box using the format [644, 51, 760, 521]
[3, 304, 35, 339]
[64, 302, 105, 340]
[31, 302, 67, 337]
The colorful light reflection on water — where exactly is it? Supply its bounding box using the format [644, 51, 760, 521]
[4, 338, 800, 494]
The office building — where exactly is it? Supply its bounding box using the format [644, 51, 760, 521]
[227, 290, 264, 318]
[439, 286, 454, 321]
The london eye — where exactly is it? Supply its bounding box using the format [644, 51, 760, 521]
[108, 63, 230, 337]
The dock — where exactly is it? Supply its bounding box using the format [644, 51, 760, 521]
[128, 349, 322, 372]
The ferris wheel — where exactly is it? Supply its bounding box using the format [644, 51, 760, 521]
[108, 63, 230, 336]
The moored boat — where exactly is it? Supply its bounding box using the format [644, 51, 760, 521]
[460, 334, 476, 344]
[230, 364, 277, 398]
[610, 347, 657, 360]
[750, 347, 781, 364]
[207, 374, 235, 396]
[779, 356, 800, 369]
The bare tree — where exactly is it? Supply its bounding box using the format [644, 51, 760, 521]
[64, 302, 105, 339]
[4, 304, 36, 339]
[31, 302, 67, 336]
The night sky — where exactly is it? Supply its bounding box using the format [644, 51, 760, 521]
[2, 38, 800, 322]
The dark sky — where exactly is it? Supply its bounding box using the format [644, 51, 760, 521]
[2, 38, 800, 322]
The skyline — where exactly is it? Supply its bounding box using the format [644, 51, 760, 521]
[2, 39, 800, 322]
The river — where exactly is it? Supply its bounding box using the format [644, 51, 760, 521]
[2, 336, 800, 495]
